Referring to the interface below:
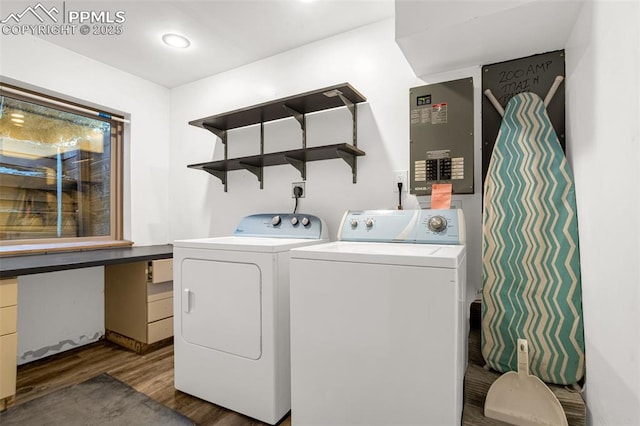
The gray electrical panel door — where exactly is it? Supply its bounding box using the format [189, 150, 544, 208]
[410, 78, 474, 195]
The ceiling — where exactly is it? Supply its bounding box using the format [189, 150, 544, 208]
[1, 0, 395, 88]
[395, 0, 584, 78]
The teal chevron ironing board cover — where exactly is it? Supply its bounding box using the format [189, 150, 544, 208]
[481, 91, 585, 385]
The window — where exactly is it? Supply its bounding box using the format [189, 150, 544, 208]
[0, 85, 125, 253]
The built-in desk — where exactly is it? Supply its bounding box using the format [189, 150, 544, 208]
[0, 245, 173, 278]
[0, 244, 173, 410]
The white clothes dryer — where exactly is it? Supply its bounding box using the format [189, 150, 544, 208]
[173, 213, 327, 425]
[289, 209, 466, 426]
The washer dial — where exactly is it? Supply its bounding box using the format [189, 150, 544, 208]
[427, 215, 447, 233]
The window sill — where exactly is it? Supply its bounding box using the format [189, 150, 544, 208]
[0, 240, 134, 257]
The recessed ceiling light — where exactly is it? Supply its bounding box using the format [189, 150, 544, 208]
[162, 33, 191, 49]
[11, 118, 24, 123]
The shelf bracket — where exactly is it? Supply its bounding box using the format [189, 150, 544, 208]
[284, 155, 306, 180]
[239, 162, 264, 189]
[330, 93, 358, 148]
[335, 94, 358, 148]
[336, 93, 355, 117]
[336, 148, 357, 184]
[202, 125, 228, 190]
[203, 167, 227, 192]
[283, 104, 306, 149]
[283, 105, 304, 127]
[202, 124, 226, 141]
[260, 122, 265, 155]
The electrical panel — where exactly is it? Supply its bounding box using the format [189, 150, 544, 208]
[409, 78, 474, 195]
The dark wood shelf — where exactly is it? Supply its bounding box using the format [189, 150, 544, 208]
[188, 143, 365, 184]
[189, 83, 366, 132]
[187, 83, 366, 190]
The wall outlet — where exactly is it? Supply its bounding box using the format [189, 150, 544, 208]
[291, 182, 306, 198]
[393, 170, 408, 193]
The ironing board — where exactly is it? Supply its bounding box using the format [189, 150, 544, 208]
[481, 79, 585, 385]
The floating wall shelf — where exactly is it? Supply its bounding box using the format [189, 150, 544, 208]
[187, 83, 367, 191]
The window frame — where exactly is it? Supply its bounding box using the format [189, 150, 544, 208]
[0, 84, 128, 255]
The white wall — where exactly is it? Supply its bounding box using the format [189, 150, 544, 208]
[17, 268, 104, 364]
[565, 1, 640, 424]
[170, 19, 421, 241]
[169, 19, 484, 299]
[0, 35, 171, 360]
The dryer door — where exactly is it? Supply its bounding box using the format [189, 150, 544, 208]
[180, 259, 262, 360]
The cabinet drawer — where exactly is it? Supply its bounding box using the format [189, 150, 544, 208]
[0, 306, 17, 336]
[0, 333, 17, 399]
[151, 259, 173, 284]
[147, 298, 173, 323]
[148, 317, 173, 343]
[147, 281, 172, 302]
[0, 278, 18, 308]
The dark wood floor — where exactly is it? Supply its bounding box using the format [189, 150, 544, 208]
[11, 326, 585, 425]
[11, 340, 291, 426]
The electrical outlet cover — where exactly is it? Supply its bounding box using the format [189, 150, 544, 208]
[393, 170, 408, 193]
[291, 182, 306, 198]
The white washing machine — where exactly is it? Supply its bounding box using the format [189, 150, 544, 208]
[173, 213, 327, 425]
[289, 209, 467, 426]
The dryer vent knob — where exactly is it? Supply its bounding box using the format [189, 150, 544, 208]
[291, 217, 299, 226]
[271, 215, 282, 226]
[350, 219, 358, 228]
[301, 217, 310, 227]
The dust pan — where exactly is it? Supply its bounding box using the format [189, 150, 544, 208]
[485, 339, 568, 426]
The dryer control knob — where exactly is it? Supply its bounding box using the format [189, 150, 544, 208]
[350, 219, 358, 228]
[427, 215, 447, 233]
[291, 217, 299, 226]
[301, 217, 310, 227]
[271, 215, 282, 226]
[365, 218, 374, 228]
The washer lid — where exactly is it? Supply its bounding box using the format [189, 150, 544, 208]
[173, 236, 327, 253]
[290, 241, 465, 268]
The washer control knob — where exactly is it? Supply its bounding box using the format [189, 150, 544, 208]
[301, 217, 310, 227]
[365, 218, 374, 229]
[427, 215, 447, 233]
[291, 217, 299, 226]
[271, 215, 281, 226]
[350, 218, 358, 228]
